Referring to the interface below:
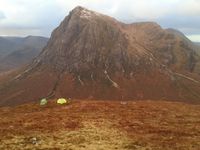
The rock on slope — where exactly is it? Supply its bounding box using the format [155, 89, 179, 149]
[0, 6, 200, 106]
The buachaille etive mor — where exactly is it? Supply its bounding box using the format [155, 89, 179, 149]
[0, 6, 200, 106]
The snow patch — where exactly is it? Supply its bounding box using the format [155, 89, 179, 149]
[104, 70, 120, 88]
[78, 75, 84, 85]
[80, 9, 100, 19]
[80, 9, 92, 19]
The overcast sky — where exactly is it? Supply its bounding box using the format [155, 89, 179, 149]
[0, 0, 200, 42]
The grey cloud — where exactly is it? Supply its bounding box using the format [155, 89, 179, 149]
[0, 0, 200, 41]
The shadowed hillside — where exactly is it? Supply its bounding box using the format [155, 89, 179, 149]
[0, 36, 48, 72]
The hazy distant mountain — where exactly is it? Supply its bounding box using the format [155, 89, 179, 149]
[193, 42, 200, 55]
[0, 37, 18, 59]
[0, 36, 48, 72]
[0, 6, 200, 106]
[195, 42, 200, 46]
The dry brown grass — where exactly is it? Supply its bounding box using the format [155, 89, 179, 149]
[0, 100, 200, 149]
[0, 120, 133, 150]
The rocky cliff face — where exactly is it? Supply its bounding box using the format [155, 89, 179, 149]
[0, 6, 200, 106]
[34, 7, 157, 74]
[34, 7, 200, 75]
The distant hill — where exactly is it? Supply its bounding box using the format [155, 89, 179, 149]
[0, 36, 48, 72]
[0, 37, 18, 59]
[195, 42, 200, 46]
[194, 42, 200, 55]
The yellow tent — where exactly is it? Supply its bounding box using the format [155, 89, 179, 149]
[57, 98, 69, 105]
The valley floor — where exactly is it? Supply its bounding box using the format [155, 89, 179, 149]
[0, 100, 200, 150]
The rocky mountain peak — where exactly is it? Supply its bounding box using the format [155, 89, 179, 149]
[69, 6, 102, 20]
[0, 6, 200, 106]
[24, 6, 200, 84]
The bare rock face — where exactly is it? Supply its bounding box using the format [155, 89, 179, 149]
[36, 7, 157, 74]
[0, 6, 200, 106]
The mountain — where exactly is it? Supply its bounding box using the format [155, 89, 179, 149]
[0, 6, 200, 106]
[0, 37, 18, 59]
[194, 42, 200, 55]
[0, 36, 48, 72]
[167, 28, 200, 55]
[195, 42, 200, 46]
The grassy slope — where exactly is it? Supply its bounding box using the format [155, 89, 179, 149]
[0, 100, 200, 150]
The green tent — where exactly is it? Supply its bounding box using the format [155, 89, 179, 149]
[57, 98, 69, 105]
[40, 98, 48, 106]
